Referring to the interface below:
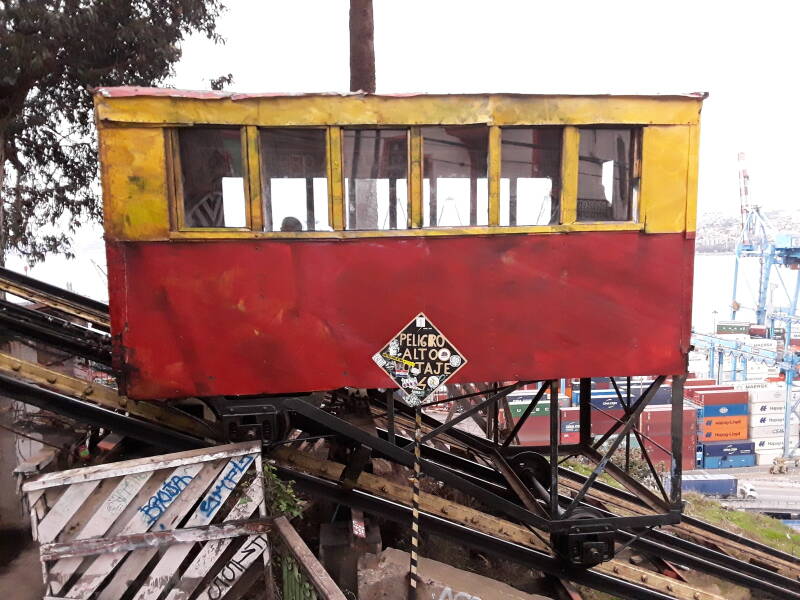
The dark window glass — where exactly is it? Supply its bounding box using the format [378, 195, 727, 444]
[260, 129, 330, 232]
[577, 128, 637, 222]
[343, 129, 409, 230]
[422, 126, 488, 227]
[178, 128, 246, 228]
[500, 128, 562, 226]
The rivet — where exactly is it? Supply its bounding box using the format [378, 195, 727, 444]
[440, 507, 448, 515]
[613, 566, 619, 574]
[667, 584, 674, 592]
[84, 386, 93, 395]
[380, 486, 388, 493]
[641, 575, 647, 582]
[47, 376, 56, 384]
[11, 362, 21, 371]
[694, 594, 701, 600]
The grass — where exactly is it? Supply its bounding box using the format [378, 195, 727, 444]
[683, 491, 800, 557]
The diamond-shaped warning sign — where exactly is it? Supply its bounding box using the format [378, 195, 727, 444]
[372, 313, 467, 406]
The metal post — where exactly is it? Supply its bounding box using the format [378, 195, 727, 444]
[783, 369, 796, 458]
[731, 249, 741, 320]
[670, 375, 685, 507]
[549, 381, 559, 518]
[625, 376, 631, 472]
[579, 378, 591, 448]
[387, 389, 396, 446]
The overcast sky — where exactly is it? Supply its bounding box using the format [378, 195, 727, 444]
[10, 0, 799, 299]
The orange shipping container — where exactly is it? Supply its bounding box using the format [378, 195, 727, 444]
[699, 415, 748, 441]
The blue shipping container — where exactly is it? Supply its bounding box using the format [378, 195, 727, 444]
[701, 403, 748, 418]
[702, 441, 755, 457]
[703, 454, 756, 469]
[681, 474, 737, 497]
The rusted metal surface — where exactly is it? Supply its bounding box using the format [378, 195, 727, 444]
[108, 232, 694, 399]
[21, 441, 269, 600]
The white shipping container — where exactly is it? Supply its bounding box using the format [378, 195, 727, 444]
[754, 438, 800, 451]
[750, 388, 786, 404]
[749, 424, 800, 438]
[749, 414, 799, 427]
[749, 401, 787, 414]
[755, 450, 784, 465]
[732, 380, 771, 391]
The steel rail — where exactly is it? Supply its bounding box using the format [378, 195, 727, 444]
[370, 407, 800, 588]
[276, 465, 679, 600]
[0, 299, 112, 365]
[0, 265, 110, 329]
[376, 395, 800, 568]
[0, 373, 203, 451]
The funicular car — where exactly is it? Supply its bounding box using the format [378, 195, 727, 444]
[95, 87, 704, 565]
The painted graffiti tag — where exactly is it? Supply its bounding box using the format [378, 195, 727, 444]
[138, 474, 194, 525]
[204, 535, 269, 600]
[198, 455, 255, 518]
[438, 587, 482, 600]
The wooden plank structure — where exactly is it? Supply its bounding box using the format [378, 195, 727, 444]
[21, 441, 272, 600]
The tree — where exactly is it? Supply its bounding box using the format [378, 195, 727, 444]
[0, 0, 226, 264]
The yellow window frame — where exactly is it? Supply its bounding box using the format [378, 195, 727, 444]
[167, 123, 647, 239]
[170, 125, 253, 233]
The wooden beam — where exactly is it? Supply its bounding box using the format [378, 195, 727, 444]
[274, 516, 347, 600]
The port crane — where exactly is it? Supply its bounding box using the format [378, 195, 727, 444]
[693, 152, 800, 456]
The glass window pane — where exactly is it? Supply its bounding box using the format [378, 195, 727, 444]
[179, 128, 246, 228]
[422, 126, 488, 227]
[577, 128, 636, 222]
[343, 129, 408, 231]
[260, 128, 330, 232]
[500, 128, 562, 226]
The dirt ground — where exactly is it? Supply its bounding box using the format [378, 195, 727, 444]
[0, 528, 44, 600]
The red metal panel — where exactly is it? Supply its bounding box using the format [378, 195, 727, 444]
[106, 231, 694, 399]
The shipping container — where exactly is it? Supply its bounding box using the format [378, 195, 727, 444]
[703, 454, 756, 469]
[749, 387, 785, 404]
[749, 414, 798, 427]
[702, 441, 755, 457]
[716, 321, 751, 335]
[749, 424, 800, 439]
[686, 378, 716, 387]
[750, 401, 787, 414]
[753, 438, 799, 452]
[694, 390, 749, 406]
[700, 418, 748, 441]
[755, 450, 784, 466]
[681, 474, 738, 497]
[700, 403, 748, 418]
[684, 385, 734, 400]
[730, 380, 773, 391]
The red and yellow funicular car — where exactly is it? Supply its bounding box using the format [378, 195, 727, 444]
[95, 87, 703, 567]
[96, 88, 701, 400]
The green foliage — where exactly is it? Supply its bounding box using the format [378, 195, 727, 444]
[0, 0, 225, 262]
[263, 462, 303, 519]
[683, 491, 800, 557]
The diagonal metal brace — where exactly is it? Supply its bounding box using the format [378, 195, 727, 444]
[562, 375, 665, 520]
[501, 381, 550, 448]
[402, 381, 531, 450]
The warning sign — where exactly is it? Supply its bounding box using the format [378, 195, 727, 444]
[372, 313, 467, 406]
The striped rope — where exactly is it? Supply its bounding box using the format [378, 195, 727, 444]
[409, 406, 422, 600]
